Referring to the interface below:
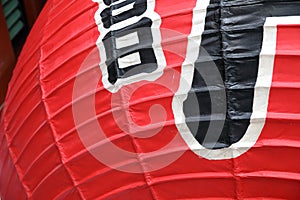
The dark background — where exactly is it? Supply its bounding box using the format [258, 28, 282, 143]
[0, 0, 46, 111]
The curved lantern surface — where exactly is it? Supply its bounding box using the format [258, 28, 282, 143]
[0, 0, 300, 199]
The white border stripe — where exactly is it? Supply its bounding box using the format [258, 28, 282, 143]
[172, 0, 210, 136]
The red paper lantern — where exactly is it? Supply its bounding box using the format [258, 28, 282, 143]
[1, 0, 300, 199]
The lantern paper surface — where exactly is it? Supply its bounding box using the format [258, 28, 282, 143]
[0, 0, 300, 199]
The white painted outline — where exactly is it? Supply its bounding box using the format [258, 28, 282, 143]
[93, 0, 166, 93]
[173, 15, 300, 159]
